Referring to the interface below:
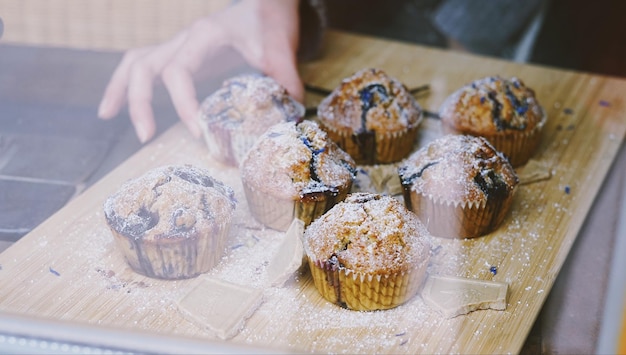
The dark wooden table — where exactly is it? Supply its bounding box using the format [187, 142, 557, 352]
[0, 42, 624, 354]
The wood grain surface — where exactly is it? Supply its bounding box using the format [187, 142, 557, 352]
[0, 31, 625, 354]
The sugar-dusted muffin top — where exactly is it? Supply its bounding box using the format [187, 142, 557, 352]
[241, 120, 356, 200]
[104, 165, 236, 241]
[398, 135, 518, 205]
[198, 73, 304, 136]
[439, 76, 545, 135]
[303, 192, 431, 275]
[316, 68, 423, 134]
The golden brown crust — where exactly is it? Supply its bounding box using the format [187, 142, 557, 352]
[398, 135, 518, 238]
[303, 192, 431, 310]
[316, 68, 423, 164]
[303, 193, 431, 275]
[439, 76, 546, 167]
[439, 76, 545, 136]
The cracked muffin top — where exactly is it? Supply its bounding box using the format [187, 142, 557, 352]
[316, 68, 423, 135]
[103, 165, 236, 241]
[439, 76, 545, 136]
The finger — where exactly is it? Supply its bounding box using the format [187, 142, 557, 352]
[162, 63, 202, 139]
[266, 56, 304, 103]
[127, 60, 158, 143]
[121, 33, 192, 142]
[98, 48, 148, 120]
[254, 43, 304, 103]
[161, 21, 222, 139]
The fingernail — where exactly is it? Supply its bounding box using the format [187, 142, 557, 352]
[136, 124, 150, 143]
[97, 98, 110, 118]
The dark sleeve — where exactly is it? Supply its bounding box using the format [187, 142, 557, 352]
[433, 0, 544, 55]
[297, 0, 327, 62]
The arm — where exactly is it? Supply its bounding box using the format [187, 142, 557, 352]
[98, 0, 304, 143]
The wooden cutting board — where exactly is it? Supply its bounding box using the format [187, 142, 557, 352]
[1, 31, 625, 354]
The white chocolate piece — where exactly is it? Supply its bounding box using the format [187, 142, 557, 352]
[267, 219, 305, 287]
[421, 275, 508, 318]
[177, 276, 263, 339]
[518, 159, 551, 185]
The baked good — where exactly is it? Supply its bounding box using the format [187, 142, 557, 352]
[103, 165, 236, 279]
[303, 192, 431, 311]
[398, 134, 518, 239]
[198, 73, 305, 166]
[316, 68, 423, 165]
[240, 120, 356, 231]
[439, 76, 546, 167]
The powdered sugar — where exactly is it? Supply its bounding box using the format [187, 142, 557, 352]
[399, 135, 518, 204]
[304, 193, 431, 274]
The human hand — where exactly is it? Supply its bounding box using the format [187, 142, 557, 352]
[97, 0, 304, 143]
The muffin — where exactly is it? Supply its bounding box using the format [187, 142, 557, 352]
[103, 165, 237, 279]
[398, 134, 518, 239]
[241, 120, 356, 232]
[303, 192, 431, 311]
[316, 68, 423, 165]
[439, 76, 546, 167]
[198, 73, 305, 166]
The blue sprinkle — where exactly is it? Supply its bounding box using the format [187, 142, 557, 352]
[565, 185, 571, 194]
[489, 266, 498, 275]
[563, 108, 574, 115]
[480, 96, 486, 104]
[516, 106, 528, 115]
[599, 100, 611, 107]
[49, 267, 60, 276]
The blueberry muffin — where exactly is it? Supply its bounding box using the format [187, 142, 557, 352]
[303, 192, 431, 311]
[198, 73, 305, 166]
[399, 134, 518, 239]
[317, 68, 423, 165]
[241, 120, 357, 231]
[439, 76, 546, 167]
[104, 165, 236, 279]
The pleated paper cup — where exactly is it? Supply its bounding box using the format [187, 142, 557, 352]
[110, 218, 232, 280]
[307, 256, 428, 311]
[401, 187, 517, 239]
[243, 182, 352, 232]
[442, 110, 547, 167]
[319, 115, 422, 165]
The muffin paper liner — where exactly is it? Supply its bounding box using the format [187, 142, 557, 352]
[307, 256, 428, 311]
[201, 123, 259, 167]
[110, 220, 231, 280]
[443, 111, 547, 167]
[319, 116, 422, 165]
[243, 182, 351, 232]
[402, 185, 516, 239]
